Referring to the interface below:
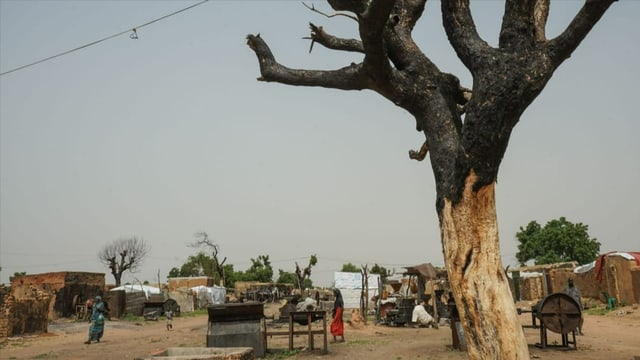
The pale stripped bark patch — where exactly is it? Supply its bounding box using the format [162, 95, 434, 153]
[441, 172, 529, 360]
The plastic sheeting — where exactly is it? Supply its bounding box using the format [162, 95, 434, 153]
[574, 261, 596, 274]
[191, 285, 226, 308]
[110, 284, 161, 299]
[334, 272, 380, 309]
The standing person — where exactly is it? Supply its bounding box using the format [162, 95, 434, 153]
[565, 278, 584, 335]
[330, 288, 345, 343]
[165, 309, 173, 331]
[84, 297, 106, 344]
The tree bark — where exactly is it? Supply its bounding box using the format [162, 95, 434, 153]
[441, 173, 527, 358]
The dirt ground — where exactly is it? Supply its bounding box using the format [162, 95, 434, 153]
[1, 304, 639, 360]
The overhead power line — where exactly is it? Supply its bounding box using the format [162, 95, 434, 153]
[0, 0, 209, 76]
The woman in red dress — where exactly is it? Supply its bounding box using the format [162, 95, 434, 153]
[330, 288, 345, 342]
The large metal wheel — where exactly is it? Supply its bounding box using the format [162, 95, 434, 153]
[537, 293, 581, 334]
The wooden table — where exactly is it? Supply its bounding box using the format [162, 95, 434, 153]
[264, 310, 328, 354]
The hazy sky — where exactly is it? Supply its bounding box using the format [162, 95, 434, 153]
[1, 1, 638, 287]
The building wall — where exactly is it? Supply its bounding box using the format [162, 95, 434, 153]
[631, 266, 640, 304]
[603, 257, 637, 305]
[0, 286, 13, 338]
[168, 289, 196, 312]
[0, 286, 51, 338]
[10, 272, 105, 319]
[167, 277, 214, 291]
[125, 292, 147, 316]
[517, 276, 545, 301]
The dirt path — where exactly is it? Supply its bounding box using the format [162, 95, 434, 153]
[1, 305, 638, 359]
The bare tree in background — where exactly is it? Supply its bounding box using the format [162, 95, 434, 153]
[294, 254, 318, 291]
[189, 232, 227, 286]
[247, 0, 617, 358]
[98, 237, 150, 286]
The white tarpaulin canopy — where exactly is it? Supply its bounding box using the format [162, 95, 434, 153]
[334, 272, 380, 309]
[110, 284, 161, 299]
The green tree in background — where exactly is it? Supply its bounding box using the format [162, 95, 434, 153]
[370, 263, 393, 282]
[188, 232, 227, 286]
[222, 264, 236, 288]
[516, 217, 600, 266]
[167, 267, 180, 278]
[168, 252, 216, 278]
[235, 255, 273, 283]
[277, 269, 313, 289]
[168, 254, 273, 288]
[341, 263, 359, 273]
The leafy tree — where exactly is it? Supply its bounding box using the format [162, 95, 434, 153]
[235, 255, 274, 283]
[277, 269, 313, 289]
[171, 252, 217, 278]
[370, 263, 393, 282]
[98, 236, 150, 286]
[516, 217, 600, 266]
[13, 271, 26, 277]
[246, 1, 617, 357]
[188, 232, 227, 286]
[221, 264, 237, 288]
[341, 263, 359, 273]
[167, 267, 181, 278]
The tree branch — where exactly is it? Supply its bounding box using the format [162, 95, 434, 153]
[306, 23, 364, 53]
[499, 0, 544, 49]
[409, 140, 429, 161]
[547, 0, 616, 66]
[441, 0, 491, 72]
[359, 0, 395, 78]
[499, 0, 549, 48]
[328, 0, 368, 14]
[381, 0, 428, 72]
[247, 34, 369, 90]
[533, 0, 550, 42]
[302, 2, 358, 21]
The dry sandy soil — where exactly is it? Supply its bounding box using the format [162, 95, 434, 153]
[1, 304, 639, 360]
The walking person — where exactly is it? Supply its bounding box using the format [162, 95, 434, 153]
[330, 288, 345, 343]
[565, 278, 584, 335]
[84, 296, 106, 344]
[165, 309, 173, 331]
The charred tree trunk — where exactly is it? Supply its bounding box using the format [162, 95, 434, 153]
[441, 174, 527, 358]
[247, 0, 616, 358]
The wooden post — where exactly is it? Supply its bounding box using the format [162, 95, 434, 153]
[432, 281, 439, 329]
[361, 265, 369, 325]
[321, 311, 328, 354]
[288, 312, 294, 351]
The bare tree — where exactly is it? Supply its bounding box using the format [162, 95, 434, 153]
[98, 237, 150, 286]
[246, 1, 617, 358]
[188, 232, 227, 286]
[294, 254, 318, 290]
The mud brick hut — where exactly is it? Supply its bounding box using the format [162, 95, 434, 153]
[0, 283, 51, 338]
[10, 271, 105, 320]
[563, 251, 640, 306]
[509, 252, 640, 306]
